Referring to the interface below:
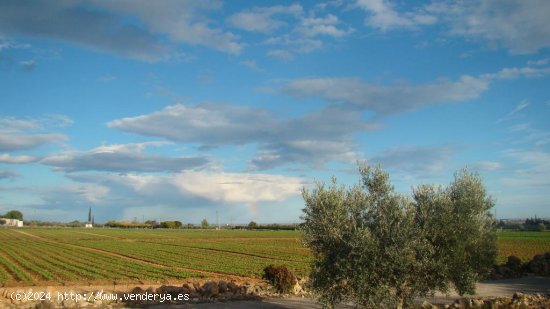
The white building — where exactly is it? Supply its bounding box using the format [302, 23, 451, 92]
[84, 223, 93, 228]
[0, 218, 24, 227]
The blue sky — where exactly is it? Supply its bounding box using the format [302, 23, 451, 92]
[1, 0, 549, 224]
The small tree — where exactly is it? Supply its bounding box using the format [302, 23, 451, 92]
[201, 218, 209, 228]
[248, 221, 258, 229]
[301, 165, 497, 309]
[538, 222, 546, 232]
[4, 210, 23, 220]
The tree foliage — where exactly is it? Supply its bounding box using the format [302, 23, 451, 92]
[301, 165, 497, 309]
[160, 220, 183, 229]
[201, 218, 209, 228]
[3, 210, 23, 220]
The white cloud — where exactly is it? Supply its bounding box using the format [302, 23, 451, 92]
[93, 0, 242, 55]
[239, 59, 262, 71]
[108, 103, 373, 170]
[0, 116, 69, 152]
[280, 65, 550, 116]
[23, 169, 304, 222]
[19, 60, 36, 71]
[281, 75, 489, 115]
[0, 170, 19, 181]
[497, 99, 529, 123]
[0, 0, 243, 61]
[0, 153, 38, 164]
[0, 133, 66, 152]
[227, 4, 302, 33]
[527, 58, 550, 66]
[264, 34, 324, 56]
[501, 149, 550, 187]
[509, 123, 550, 147]
[173, 171, 303, 204]
[473, 161, 503, 171]
[431, 0, 550, 54]
[486, 66, 550, 80]
[356, 0, 436, 31]
[228, 3, 351, 60]
[42, 142, 209, 173]
[355, 0, 550, 54]
[296, 14, 352, 38]
[0, 39, 31, 51]
[250, 139, 361, 171]
[369, 146, 453, 177]
[0, 1, 174, 61]
[108, 103, 278, 146]
[267, 49, 295, 60]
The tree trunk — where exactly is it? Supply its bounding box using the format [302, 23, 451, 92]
[396, 298, 403, 309]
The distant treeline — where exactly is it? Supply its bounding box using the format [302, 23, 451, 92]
[24, 220, 100, 227]
[497, 217, 549, 231]
[234, 223, 299, 231]
[22, 219, 299, 230]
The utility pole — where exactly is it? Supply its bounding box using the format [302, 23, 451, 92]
[216, 210, 220, 230]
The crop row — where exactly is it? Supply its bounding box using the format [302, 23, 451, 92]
[71, 239, 309, 277]
[19, 229, 310, 277]
[0, 230, 201, 284]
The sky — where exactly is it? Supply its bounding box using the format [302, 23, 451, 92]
[0, 0, 549, 224]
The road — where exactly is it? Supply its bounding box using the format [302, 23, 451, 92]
[145, 276, 550, 308]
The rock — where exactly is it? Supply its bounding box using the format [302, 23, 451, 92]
[227, 281, 239, 294]
[421, 300, 438, 309]
[193, 282, 202, 294]
[218, 280, 228, 293]
[182, 284, 198, 298]
[156, 285, 187, 298]
[62, 298, 77, 308]
[183, 283, 195, 293]
[92, 299, 103, 307]
[201, 281, 219, 297]
[471, 298, 484, 308]
[34, 300, 55, 309]
[513, 292, 524, 299]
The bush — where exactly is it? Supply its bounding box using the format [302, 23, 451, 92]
[263, 265, 297, 294]
[528, 253, 550, 275]
[506, 255, 523, 271]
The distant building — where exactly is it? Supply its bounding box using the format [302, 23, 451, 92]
[84, 223, 93, 228]
[0, 218, 24, 227]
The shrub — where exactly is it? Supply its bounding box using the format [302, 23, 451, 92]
[263, 265, 297, 294]
[506, 255, 523, 271]
[528, 253, 550, 275]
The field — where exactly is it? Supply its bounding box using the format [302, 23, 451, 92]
[497, 231, 550, 263]
[0, 228, 548, 286]
[0, 228, 310, 286]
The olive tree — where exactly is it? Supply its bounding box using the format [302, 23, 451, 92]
[301, 165, 497, 309]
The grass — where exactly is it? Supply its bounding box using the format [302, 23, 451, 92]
[0, 228, 548, 286]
